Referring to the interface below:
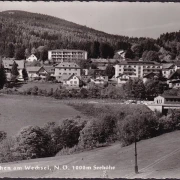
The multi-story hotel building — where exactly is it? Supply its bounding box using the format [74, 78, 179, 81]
[48, 49, 88, 63]
[114, 61, 162, 78]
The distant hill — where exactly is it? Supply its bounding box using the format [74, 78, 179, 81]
[1, 10, 180, 62]
[0, 10, 148, 59]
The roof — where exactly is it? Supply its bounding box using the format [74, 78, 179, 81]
[26, 66, 43, 72]
[162, 63, 174, 69]
[2, 60, 25, 69]
[169, 80, 180, 83]
[27, 54, 37, 59]
[44, 66, 55, 73]
[97, 66, 106, 71]
[60, 74, 81, 81]
[15, 60, 25, 69]
[157, 95, 180, 99]
[55, 62, 80, 68]
[49, 49, 87, 53]
[143, 72, 156, 78]
[91, 58, 118, 64]
[117, 61, 161, 66]
[168, 69, 180, 80]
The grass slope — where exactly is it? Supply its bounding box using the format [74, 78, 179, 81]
[0, 131, 180, 178]
[0, 94, 81, 136]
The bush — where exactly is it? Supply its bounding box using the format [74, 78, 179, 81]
[79, 120, 101, 149]
[98, 115, 117, 143]
[31, 86, 38, 95]
[118, 112, 159, 146]
[0, 137, 20, 163]
[0, 131, 7, 142]
[14, 126, 52, 159]
[42, 122, 62, 155]
[59, 118, 86, 148]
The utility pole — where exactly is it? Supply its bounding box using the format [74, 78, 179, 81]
[134, 136, 138, 174]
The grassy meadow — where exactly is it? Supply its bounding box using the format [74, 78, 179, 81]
[0, 94, 81, 136]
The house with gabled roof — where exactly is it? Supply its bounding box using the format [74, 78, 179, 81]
[63, 74, 82, 87]
[26, 54, 38, 62]
[26, 66, 48, 80]
[162, 63, 175, 79]
[90, 75, 108, 85]
[143, 72, 158, 83]
[167, 69, 180, 88]
[116, 74, 130, 85]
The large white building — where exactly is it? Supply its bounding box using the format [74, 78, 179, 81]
[48, 49, 88, 63]
[114, 61, 162, 79]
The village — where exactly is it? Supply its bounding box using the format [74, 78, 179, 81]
[2, 49, 180, 89]
[1, 3, 180, 178]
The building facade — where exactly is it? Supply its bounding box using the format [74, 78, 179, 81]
[114, 61, 162, 78]
[54, 62, 81, 82]
[48, 49, 88, 63]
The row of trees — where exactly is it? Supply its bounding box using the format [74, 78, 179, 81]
[123, 77, 167, 100]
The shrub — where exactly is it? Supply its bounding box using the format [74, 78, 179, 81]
[42, 122, 62, 155]
[79, 120, 99, 149]
[47, 88, 54, 96]
[31, 86, 38, 95]
[98, 115, 117, 143]
[118, 112, 159, 146]
[14, 126, 52, 159]
[0, 131, 7, 142]
[0, 137, 19, 163]
[26, 87, 32, 95]
[59, 118, 86, 148]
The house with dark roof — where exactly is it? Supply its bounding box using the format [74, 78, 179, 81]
[143, 72, 158, 83]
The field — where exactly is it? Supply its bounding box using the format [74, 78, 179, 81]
[0, 94, 81, 136]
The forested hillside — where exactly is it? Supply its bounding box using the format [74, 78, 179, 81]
[0, 10, 148, 60]
[1, 10, 180, 62]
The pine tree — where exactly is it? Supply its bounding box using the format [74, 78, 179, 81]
[11, 61, 19, 81]
[22, 68, 28, 81]
[0, 59, 7, 89]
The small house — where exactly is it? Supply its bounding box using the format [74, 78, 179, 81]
[26, 54, 38, 62]
[26, 66, 48, 80]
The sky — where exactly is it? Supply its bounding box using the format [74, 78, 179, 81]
[0, 1, 180, 39]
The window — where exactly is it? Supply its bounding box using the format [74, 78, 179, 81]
[59, 73, 61, 75]
[65, 69, 66, 71]
[74, 81, 77, 84]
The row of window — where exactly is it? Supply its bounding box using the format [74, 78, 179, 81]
[59, 73, 78, 75]
[119, 65, 160, 68]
